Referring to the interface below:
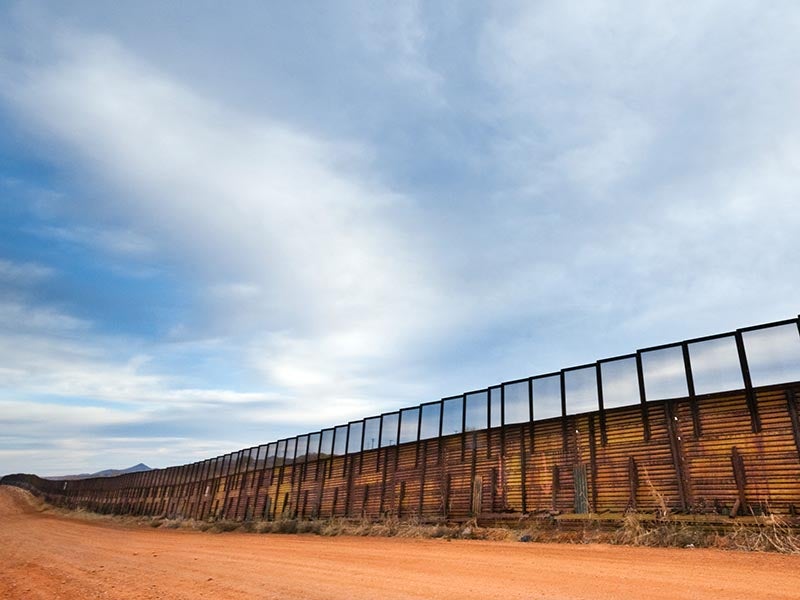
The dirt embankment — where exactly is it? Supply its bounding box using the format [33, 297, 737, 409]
[1, 486, 799, 600]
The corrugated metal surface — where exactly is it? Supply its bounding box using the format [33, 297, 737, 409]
[4, 382, 800, 524]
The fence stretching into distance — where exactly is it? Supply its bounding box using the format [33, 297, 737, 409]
[4, 316, 800, 522]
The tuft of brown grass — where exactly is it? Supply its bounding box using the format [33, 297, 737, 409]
[610, 513, 710, 548]
[210, 520, 240, 533]
[726, 515, 800, 553]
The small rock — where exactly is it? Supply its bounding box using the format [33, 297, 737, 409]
[519, 534, 532, 543]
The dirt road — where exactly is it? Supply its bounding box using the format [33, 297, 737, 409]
[1, 486, 799, 600]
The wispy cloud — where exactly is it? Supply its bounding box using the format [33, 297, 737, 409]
[0, 258, 53, 282]
[0, 24, 455, 472]
[33, 225, 157, 257]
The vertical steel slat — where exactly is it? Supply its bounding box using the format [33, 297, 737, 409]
[735, 330, 761, 433]
[635, 352, 651, 441]
[682, 342, 702, 437]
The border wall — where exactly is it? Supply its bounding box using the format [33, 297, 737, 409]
[4, 317, 800, 523]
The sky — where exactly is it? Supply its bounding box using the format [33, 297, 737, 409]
[1, 1, 799, 476]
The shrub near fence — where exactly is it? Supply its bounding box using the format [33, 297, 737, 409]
[4, 317, 800, 524]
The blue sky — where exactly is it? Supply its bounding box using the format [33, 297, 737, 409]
[1, 1, 799, 475]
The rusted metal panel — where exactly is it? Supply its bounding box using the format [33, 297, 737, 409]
[730, 446, 749, 517]
[627, 457, 639, 511]
[573, 464, 589, 514]
[664, 400, 691, 511]
[6, 382, 800, 523]
[787, 388, 800, 461]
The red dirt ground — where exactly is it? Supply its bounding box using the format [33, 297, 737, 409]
[1, 486, 799, 599]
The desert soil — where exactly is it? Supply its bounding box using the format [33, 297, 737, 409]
[1, 486, 799, 600]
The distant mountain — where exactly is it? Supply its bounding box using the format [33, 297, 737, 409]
[48, 463, 152, 480]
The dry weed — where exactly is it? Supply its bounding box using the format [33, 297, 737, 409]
[727, 515, 800, 553]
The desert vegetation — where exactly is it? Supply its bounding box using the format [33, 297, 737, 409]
[31, 491, 799, 554]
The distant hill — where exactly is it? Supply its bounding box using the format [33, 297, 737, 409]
[48, 463, 152, 480]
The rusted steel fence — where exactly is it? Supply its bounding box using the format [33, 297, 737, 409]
[4, 317, 800, 521]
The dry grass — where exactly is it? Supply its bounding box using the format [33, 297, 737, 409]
[20, 490, 800, 553]
[610, 513, 712, 548]
[726, 515, 800, 553]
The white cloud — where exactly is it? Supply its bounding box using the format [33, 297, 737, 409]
[355, 2, 444, 104]
[1, 29, 461, 411]
[0, 324, 276, 409]
[34, 225, 157, 256]
[0, 258, 53, 282]
[0, 298, 88, 333]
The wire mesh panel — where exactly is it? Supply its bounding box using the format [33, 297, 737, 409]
[265, 443, 277, 468]
[533, 374, 561, 420]
[255, 445, 268, 469]
[503, 380, 530, 424]
[600, 357, 640, 409]
[347, 421, 364, 454]
[441, 397, 463, 436]
[380, 412, 399, 447]
[333, 425, 348, 456]
[465, 390, 489, 432]
[238, 450, 250, 473]
[363, 417, 381, 451]
[319, 429, 334, 458]
[295, 435, 309, 463]
[564, 367, 598, 415]
[246, 447, 259, 471]
[489, 386, 502, 427]
[284, 438, 297, 464]
[307, 432, 321, 460]
[419, 402, 441, 440]
[399, 408, 420, 444]
[688, 336, 744, 394]
[275, 441, 287, 466]
[233, 451, 245, 475]
[743, 324, 800, 387]
[641, 346, 688, 400]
